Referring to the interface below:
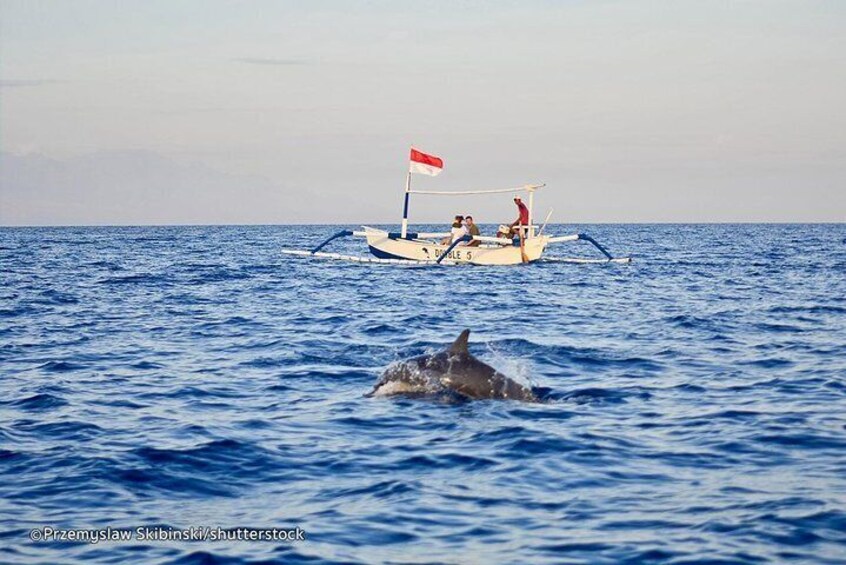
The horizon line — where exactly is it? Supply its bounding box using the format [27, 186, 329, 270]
[1, 221, 844, 229]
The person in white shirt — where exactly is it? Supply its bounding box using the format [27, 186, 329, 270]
[441, 215, 468, 245]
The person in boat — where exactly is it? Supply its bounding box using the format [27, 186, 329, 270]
[510, 195, 531, 263]
[510, 195, 530, 236]
[441, 215, 468, 245]
[496, 224, 513, 239]
[464, 216, 481, 247]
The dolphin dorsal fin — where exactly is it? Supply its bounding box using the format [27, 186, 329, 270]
[449, 329, 471, 355]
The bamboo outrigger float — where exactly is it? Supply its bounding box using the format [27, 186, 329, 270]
[282, 149, 630, 266]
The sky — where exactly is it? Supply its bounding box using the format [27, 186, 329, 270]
[1, 0, 844, 225]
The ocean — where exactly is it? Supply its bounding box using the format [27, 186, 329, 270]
[1, 223, 845, 564]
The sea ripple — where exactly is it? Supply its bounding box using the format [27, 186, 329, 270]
[1, 223, 845, 564]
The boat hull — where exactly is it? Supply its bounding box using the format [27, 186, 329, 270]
[363, 228, 547, 265]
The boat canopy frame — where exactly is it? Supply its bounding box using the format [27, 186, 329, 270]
[400, 180, 545, 239]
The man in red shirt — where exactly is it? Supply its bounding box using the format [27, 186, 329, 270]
[509, 195, 531, 263]
[510, 196, 530, 235]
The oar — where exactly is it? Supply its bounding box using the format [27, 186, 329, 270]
[519, 227, 528, 263]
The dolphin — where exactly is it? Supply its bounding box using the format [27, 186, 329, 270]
[370, 329, 537, 402]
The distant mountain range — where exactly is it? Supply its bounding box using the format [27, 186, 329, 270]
[0, 151, 298, 226]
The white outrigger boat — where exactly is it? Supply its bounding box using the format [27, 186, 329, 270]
[283, 152, 630, 266]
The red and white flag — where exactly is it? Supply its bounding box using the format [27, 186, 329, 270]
[409, 147, 443, 176]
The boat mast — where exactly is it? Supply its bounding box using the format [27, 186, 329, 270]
[401, 171, 411, 238]
[528, 186, 535, 238]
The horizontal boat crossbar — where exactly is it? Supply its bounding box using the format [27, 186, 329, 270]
[409, 183, 545, 196]
[412, 232, 451, 239]
[387, 231, 452, 240]
[351, 231, 452, 240]
[472, 235, 516, 245]
[546, 234, 580, 243]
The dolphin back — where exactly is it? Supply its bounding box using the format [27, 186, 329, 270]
[448, 329, 471, 355]
[443, 330, 537, 402]
[372, 329, 538, 402]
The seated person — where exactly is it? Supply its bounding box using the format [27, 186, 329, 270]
[496, 224, 514, 240]
[441, 215, 467, 245]
[464, 216, 481, 247]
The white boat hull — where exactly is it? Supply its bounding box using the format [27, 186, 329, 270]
[363, 227, 547, 265]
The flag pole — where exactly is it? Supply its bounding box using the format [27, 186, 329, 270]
[401, 170, 411, 239]
[528, 186, 535, 238]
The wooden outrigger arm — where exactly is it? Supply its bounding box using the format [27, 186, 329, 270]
[547, 233, 615, 260]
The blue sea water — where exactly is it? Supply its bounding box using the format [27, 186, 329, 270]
[1, 223, 845, 565]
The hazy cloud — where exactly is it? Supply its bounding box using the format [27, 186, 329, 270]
[0, 79, 63, 88]
[233, 57, 310, 66]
